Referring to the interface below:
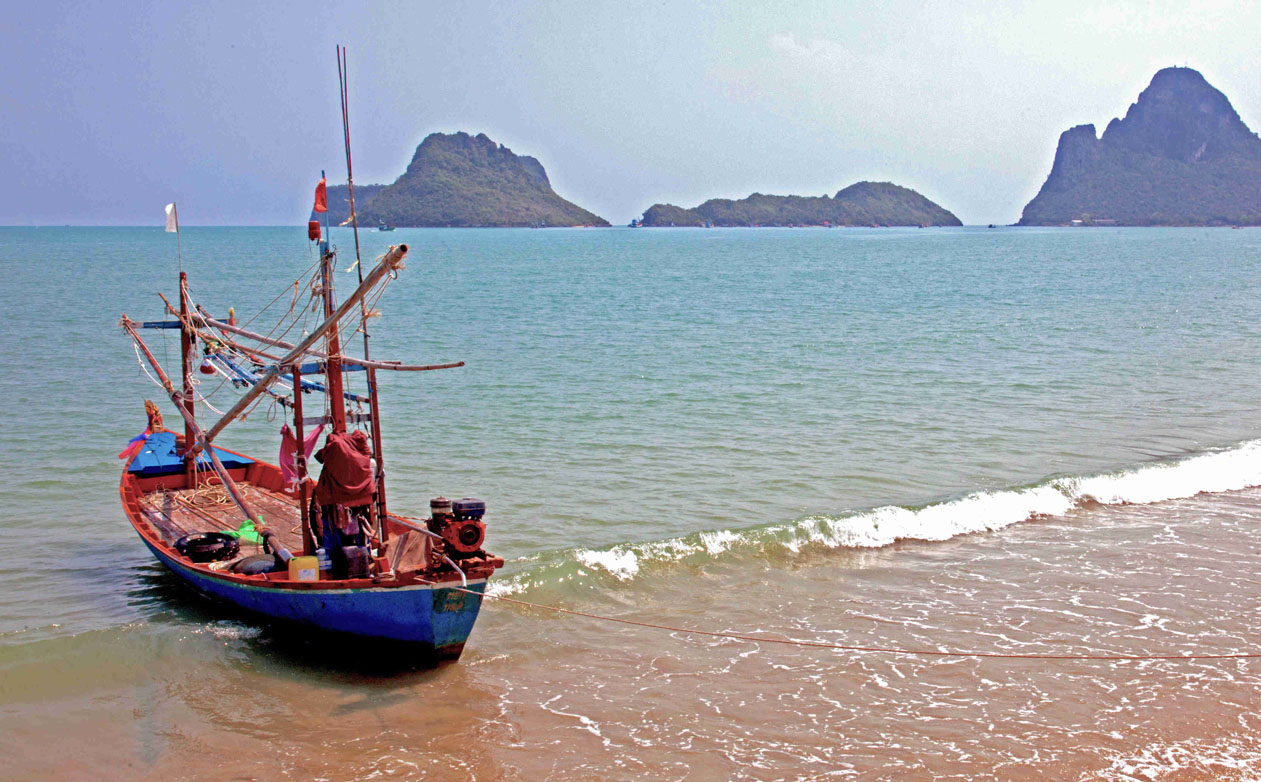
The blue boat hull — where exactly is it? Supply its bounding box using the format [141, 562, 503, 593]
[141, 537, 486, 658]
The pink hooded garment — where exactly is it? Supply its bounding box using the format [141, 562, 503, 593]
[278, 424, 325, 489]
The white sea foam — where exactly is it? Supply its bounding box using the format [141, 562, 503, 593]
[788, 483, 1075, 551]
[1096, 736, 1261, 781]
[514, 440, 1261, 587]
[1062, 440, 1261, 506]
[699, 529, 740, 555]
[201, 621, 262, 641]
[575, 547, 641, 580]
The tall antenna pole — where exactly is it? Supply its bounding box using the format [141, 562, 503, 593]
[337, 45, 391, 535]
[338, 46, 364, 276]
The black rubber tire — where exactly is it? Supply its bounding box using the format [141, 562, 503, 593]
[175, 532, 240, 563]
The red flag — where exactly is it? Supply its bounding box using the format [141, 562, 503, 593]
[313, 177, 328, 213]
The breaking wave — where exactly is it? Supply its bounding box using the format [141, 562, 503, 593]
[488, 439, 1261, 596]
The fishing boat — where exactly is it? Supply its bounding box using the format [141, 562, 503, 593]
[378, 221, 395, 231]
[116, 49, 502, 662]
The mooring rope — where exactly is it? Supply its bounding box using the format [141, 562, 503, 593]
[426, 582, 1261, 661]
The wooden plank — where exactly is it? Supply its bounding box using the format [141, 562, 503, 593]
[134, 481, 311, 558]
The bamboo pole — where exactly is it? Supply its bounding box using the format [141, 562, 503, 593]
[157, 298, 372, 405]
[178, 274, 197, 488]
[194, 314, 462, 373]
[195, 244, 409, 450]
[337, 45, 390, 535]
[121, 317, 258, 523]
[157, 294, 287, 364]
[319, 246, 349, 434]
[293, 364, 315, 556]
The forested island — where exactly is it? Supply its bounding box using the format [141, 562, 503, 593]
[315, 132, 608, 227]
[1019, 67, 1261, 226]
[638, 182, 961, 227]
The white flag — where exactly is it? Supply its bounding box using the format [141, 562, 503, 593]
[164, 202, 178, 233]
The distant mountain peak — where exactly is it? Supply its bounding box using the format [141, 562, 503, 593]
[402, 132, 553, 190]
[1100, 67, 1258, 163]
[1019, 67, 1261, 226]
[314, 131, 605, 227]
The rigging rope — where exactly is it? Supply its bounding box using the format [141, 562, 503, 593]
[429, 582, 1261, 662]
[259, 264, 324, 348]
[134, 341, 227, 415]
[237, 255, 324, 331]
[187, 375, 226, 415]
[186, 483, 232, 507]
[133, 343, 168, 391]
[172, 246, 398, 428]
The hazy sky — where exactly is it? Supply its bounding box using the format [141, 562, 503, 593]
[3, 0, 1259, 226]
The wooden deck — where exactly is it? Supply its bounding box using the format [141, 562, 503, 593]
[131, 477, 501, 581]
[137, 481, 307, 555]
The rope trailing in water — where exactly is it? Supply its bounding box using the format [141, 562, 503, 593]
[434, 584, 1261, 662]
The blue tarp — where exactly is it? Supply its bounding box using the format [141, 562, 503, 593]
[127, 431, 254, 476]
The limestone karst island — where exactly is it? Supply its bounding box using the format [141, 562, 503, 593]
[317, 132, 962, 229]
[1020, 67, 1261, 226]
[318, 131, 609, 227]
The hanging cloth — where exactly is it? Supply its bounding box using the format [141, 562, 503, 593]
[279, 423, 325, 488]
[118, 427, 153, 463]
[313, 430, 375, 507]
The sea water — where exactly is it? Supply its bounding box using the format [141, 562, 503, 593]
[3, 226, 1261, 779]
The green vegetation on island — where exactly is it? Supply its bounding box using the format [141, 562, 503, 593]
[315, 132, 608, 227]
[639, 182, 962, 227]
[1019, 67, 1261, 226]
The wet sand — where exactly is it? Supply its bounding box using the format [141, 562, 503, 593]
[6, 487, 1261, 780]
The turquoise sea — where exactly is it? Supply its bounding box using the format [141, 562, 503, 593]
[5, 226, 1261, 780]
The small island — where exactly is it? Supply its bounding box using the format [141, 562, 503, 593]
[316, 132, 608, 227]
[1019, 67, 1261, 226]
[638, 182, 962, 227]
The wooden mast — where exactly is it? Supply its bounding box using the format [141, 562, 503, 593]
[178, 272, 197, 487]
[320, 243, 348, 434]
[317, 236, 363, 552]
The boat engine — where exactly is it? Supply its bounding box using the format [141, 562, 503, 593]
[430, 496, 486, 557]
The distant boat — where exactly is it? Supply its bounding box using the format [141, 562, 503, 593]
[378, 222, 395, 232]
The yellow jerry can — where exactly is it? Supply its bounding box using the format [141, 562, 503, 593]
[288, 555, 320, 582]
